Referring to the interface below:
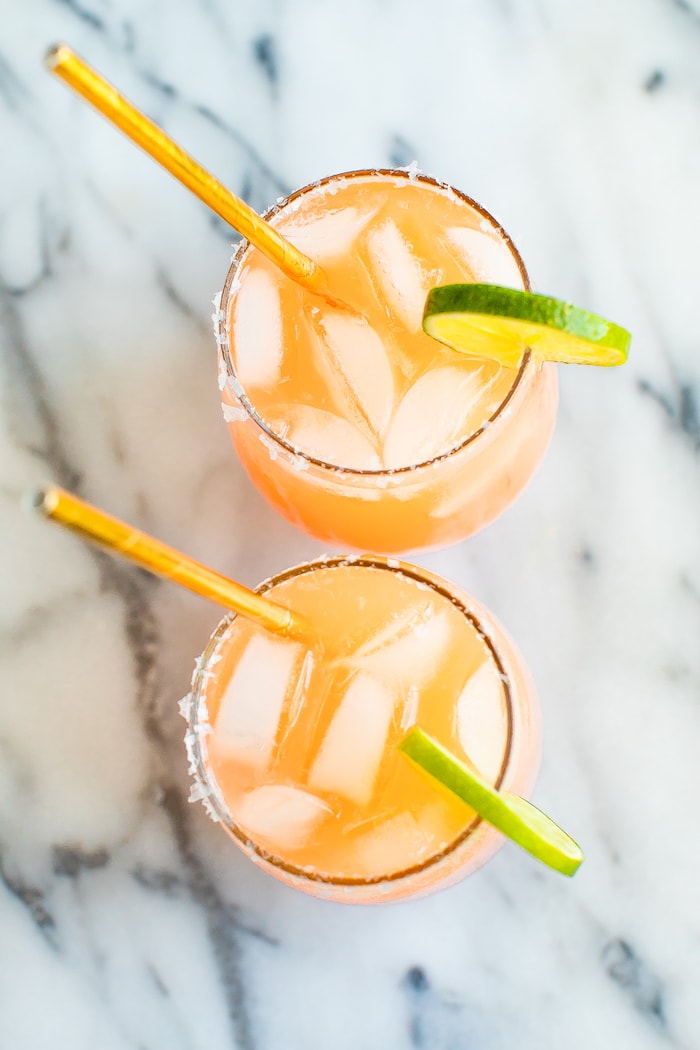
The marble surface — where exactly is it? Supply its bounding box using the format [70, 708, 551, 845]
[1, 1, 699, 1047]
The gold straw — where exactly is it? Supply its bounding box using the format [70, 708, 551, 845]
[45, 44, 326, 295]
[32, 486, 302, 637]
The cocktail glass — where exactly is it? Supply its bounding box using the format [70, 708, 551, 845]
[184, 555, 541, 903]
[217, 169, 558, 553]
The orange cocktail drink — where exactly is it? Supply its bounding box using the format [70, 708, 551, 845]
[184, 556, 541, 903]
[217, 169, 557, 553]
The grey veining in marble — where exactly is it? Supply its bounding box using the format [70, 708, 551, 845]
[1, 1, 700, 1048]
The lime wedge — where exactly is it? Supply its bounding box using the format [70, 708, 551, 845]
[423, 284, 630, 368]
[399, 728, 583, 876]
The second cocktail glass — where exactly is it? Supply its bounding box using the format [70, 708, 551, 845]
[184, 555, 541, 903]
[217, 169, 558, 553]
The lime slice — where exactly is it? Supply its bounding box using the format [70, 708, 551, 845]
[423, 284, 630, 368]
[399, 728, 583, 876]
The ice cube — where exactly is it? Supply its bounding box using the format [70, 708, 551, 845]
[312, 309, 396, 437]
[351, 811, 433, 876]
[353, 605, 453, 684]
[456, 661, 508, 782]
[232, 268, 283, 389]
[271, 404, 382, 470]
[214, 634, 305, 772]
[235, 785, 333, 851]
[365, 218, 431, 332]
[308, 673, 396, 806]
[285, 206, 377, 262]
[446, 227, 523, 288]
[351, 602, 433, 661]
[382, 362, 499, 468]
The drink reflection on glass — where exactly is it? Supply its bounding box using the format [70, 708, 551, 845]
[184, 556, 541, 903]
[217, 169, 558, 553]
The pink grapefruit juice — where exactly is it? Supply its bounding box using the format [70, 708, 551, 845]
[217, 170, 557, 553]
[185, 557, 540, 903]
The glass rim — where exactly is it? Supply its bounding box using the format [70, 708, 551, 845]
[217, 167, 535, 478]
[187, 554, 515, 889]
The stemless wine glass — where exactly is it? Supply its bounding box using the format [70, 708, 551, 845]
[184, 555, 541, 903]
[216, 169, 557, 553]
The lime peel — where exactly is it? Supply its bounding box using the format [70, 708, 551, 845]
[423, 284, 631, 368]
[399, 728, 583, 876]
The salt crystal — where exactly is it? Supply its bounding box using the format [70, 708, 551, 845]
[259, 433, 279, 461]
[189, 781, 209, 803]
[221, 403, 248, 424]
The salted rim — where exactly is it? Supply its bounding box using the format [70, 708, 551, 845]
[186, 555, 515, 888]
[217, 168, 536, 477]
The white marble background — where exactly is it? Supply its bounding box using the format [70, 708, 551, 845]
[1, 0, 699, 1047]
